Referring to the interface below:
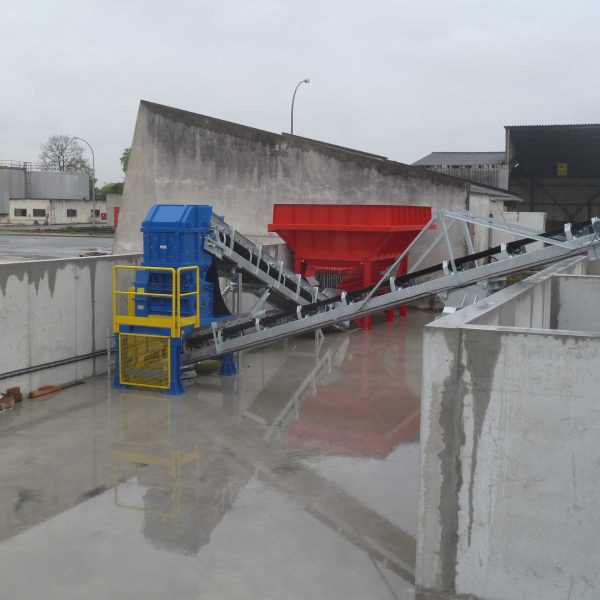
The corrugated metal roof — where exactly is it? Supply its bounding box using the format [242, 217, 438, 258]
[470, 184, 522, 202]
[412, 152, 505, 167]
[505, 123, 600, 129]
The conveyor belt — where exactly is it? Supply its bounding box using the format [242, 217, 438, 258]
[205, 214, 330, 309]
[184, 216, 600, 361]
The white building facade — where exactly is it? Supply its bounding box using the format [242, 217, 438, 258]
[7, 198, 108, 225]
[0, 162, 108, 225]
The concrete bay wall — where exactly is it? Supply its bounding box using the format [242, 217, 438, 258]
[417, 256, 600, 600]
[0, 254, 140, 394]
[114, 101, 469, 259]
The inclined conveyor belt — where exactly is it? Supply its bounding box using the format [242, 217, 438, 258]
[205, 213, 330, 309]
[184, 217, 600, 361]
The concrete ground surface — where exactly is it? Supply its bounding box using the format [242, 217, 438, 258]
[0, 309, 431, 600]
[0, 234, 113, 262]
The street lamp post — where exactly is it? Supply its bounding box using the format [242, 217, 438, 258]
[74, 136, 96, 225]
[290, 78, 310, 135]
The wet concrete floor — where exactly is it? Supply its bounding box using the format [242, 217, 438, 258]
[0, 234, 113, 262]
[0, 309, 432, 599]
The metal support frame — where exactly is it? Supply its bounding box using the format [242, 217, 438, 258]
[236, 270, 243, 314]
[185, 212, 600, 362]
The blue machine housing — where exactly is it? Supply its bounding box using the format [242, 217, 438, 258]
[114, 203, 233, 395]
[138, 204, 215, 326]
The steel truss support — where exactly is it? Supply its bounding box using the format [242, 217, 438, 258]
[185, 212, 600, 362]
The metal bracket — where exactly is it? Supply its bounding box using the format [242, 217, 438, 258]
[211, 322, 223, 353]
[294, 274, 302, 301]
[249, 289, 271, 317]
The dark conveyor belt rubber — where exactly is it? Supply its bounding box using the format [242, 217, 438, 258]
[221, 233, 316, 304]
[186, 219, 594, 349]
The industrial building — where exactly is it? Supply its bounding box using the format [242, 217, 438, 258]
[1, 102, 600, 600]
[506, 124, 600, 228]
[414, 123, 600, 230]
[0, 161, 107, 224]
[412, 151, 509, 189]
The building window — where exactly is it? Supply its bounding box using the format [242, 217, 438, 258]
[32, 209, 46, 217]
[67, 209, 77, 218]
[13, 208, 27, 217]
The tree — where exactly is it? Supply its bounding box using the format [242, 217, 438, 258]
[39, 135, 90, 172]
[120, 147, 131, 174]
[96, 182, 124, 202]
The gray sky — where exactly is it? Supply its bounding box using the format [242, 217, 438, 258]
[1, 0, 599, 184]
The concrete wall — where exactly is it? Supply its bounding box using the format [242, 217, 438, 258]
[417, 256, 600, 600]
[114, 101, 470, 256]
[489, 211, 546, 252]
[468, 193, 506, 253]
[551, 274, 600, 332]
[0, 254, 140, 394]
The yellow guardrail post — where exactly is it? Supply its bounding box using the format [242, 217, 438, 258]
[171, 268, 177, 337]
[176, 266, 201, 332]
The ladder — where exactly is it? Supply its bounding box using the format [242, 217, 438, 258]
[185, 211, 600, 362]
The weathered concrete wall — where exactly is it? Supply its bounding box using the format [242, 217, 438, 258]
[417, 256, 600, 600]
[114, 101, 469, 256]
[0, 254, 140, 394]
[551, 274, 600, 332]
[489, 211, 547, 251]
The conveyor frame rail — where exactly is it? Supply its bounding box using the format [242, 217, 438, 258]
[185, 211, 600, 361]
[206, 214, 328, 306]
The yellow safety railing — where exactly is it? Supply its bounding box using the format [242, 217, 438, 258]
[113, 265, 200, 338]
[177, 265, 201, 334]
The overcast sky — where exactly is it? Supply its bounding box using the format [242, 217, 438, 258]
[1, 0, 599, 184]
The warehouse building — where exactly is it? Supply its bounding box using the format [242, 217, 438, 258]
[0, 161, 106, 224]
[414, 123, 600, 230]
[412, 151, 508, 189]
[506, 123, 600, 228]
